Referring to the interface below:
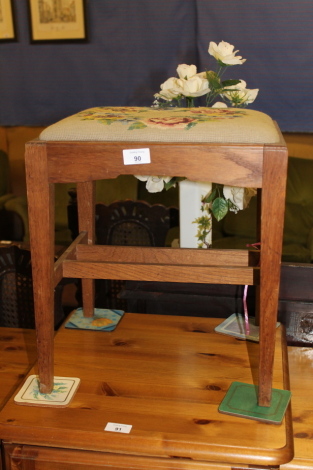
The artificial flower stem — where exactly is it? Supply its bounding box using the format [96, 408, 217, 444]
[186, 97, 195, 108]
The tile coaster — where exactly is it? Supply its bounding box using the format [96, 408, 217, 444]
[14, 375, 80, 407]
[215, 313, 280, 342]
[65, 307, 124, 331]
[219, 381, 291, 424]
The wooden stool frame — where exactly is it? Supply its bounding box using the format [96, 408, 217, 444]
[25, 135, 288, 407]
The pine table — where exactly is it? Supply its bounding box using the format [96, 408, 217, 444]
[0, 314, 293, 469]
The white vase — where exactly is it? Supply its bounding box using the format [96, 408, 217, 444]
[179, 180, 212, 248]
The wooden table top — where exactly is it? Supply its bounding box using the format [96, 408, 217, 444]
[281, 346, 313, 470]
[0, 328, 36, 411]
[0, 314, 293, 467]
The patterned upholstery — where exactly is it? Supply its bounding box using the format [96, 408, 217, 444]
[40, 107, 280, 144]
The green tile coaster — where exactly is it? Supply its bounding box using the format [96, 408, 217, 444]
[219, 381, 291, 424]
[65, 307, 124, 331]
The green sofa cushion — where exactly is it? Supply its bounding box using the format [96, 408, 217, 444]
[213, 157, 313, 263]
[283, 158, 313, 246]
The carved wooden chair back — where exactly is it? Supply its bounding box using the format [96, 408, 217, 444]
[67, 195, 179, 309]
[0, 245, 64, 328]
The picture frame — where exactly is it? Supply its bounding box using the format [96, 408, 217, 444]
[0, 0, 16, 41]
[28, 0, 87, 43]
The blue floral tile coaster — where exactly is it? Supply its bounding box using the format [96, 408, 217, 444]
[215, 313, 280, 342]
[14, 375, 80, 407]
[65, 307, 124, 331]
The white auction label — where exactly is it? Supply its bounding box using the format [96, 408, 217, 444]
[104, 422, 132, 433]
[123, 148, 151, 165]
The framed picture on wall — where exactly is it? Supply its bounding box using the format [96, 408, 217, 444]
[0, 0, 16, 41]
[28, 0, 87, 42]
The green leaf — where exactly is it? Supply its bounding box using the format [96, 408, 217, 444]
[193, 215, 211, 228]
[217, 59, 229, 67]
[202, 188, 216, 204]
[185, 121, 197, 130]
[211, 197, 229, 221]
[164, 177, 185, 191]
[164, 180, 175, 191]
[198, 232, 208, 242]
[227, 199, 239, 213]
[128, 121, 147, 130]
[98, 119, 114, 125]
[206, 71, 222, 90]
[222, 79, 241, 87]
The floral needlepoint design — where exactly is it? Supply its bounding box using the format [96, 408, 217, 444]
[78, 106, 246, 132]
[14, 375, 80, 407]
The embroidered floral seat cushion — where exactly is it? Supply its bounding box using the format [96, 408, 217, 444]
[40, 107, 280, 144]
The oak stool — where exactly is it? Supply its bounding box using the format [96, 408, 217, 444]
[24, 106, 289, 414]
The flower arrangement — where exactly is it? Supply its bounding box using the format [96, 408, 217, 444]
[153, 41, 258, 109]
[137, 41, 259, 248]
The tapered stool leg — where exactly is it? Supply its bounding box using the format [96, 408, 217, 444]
[25, 142, 55, 394]
[258, 145, 288, 406]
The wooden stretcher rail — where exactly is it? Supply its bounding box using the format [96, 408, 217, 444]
[54, 238, 260, 287]
[75, 244, 260, 267]
[62, 259, 259, 285]
[54, 232, 88, 285]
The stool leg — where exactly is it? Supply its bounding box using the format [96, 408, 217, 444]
[254, 188, 262, 327]
[25, 143, 55, 394]
[258, 146, 288, 407]
[77, 181, 96, 317]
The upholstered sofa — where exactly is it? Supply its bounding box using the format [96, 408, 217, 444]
[212, 156, 313, 263]
[0, 145, 138, 244]
[0, 126, 138, 245]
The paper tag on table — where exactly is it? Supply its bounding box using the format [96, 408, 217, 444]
[104, 422, 132, 434]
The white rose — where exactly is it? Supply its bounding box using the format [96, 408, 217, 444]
[195, 71, 207, 79]
[222, 80, 259, 106]
[212, 101, 228, 108]
[223, 186, 257, 212]
[241, 88, 258, 105]
[176, 76, 210, 98]
[208, 41, 246, 66]
[154, 77, 182, 101]
[135, 175, 172, 193]
[176, 64, 197, 80]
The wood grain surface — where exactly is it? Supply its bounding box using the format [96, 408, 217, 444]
[25, 143, 55, 393]
[44, 141, 265, 188]
[0, 328, 36, 410]
[0, 315, 293, 467]
[281, 347, 313, 470]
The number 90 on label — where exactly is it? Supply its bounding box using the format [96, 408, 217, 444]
[123, 148, 151, 165]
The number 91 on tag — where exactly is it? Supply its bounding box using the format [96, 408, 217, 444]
[123, 148, 151, 165]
